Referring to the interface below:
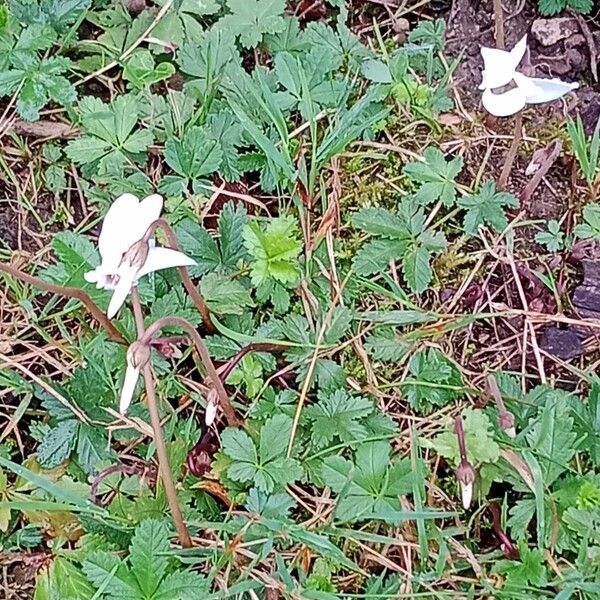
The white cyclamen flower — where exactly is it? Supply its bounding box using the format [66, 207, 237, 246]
[479, 35, 578, 117]
[119, 342, 150, 414]
[85, 193, 196, 318]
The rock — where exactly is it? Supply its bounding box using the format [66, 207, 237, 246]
[532, 18, 578, 47]
[541, 327, 583, 359]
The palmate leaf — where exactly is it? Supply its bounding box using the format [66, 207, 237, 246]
[8, 0, 91, 33]
[322, 441, 414, 522]
[221, 415, 303, 493]
[200, 273, 253, 316]
[129, 520, 169, 598]
[458, 181, 519, 236]
[403, 147, 463, 207]
[217, 0, 286, 49]
[306, 389, 373, 448]
[153, 571, 209, 600]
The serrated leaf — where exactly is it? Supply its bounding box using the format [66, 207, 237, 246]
[82, 551, 139, 599]
[200, 273, 253, 316]
[154, 570, 209, 600]
[402, 245, 432, 293]
[37, 420, 79, 469]
[218, 0, 286, 48]
[164, 126, 222, 180]
[129, 519, 169, 597]
[458, 181, 519, 235]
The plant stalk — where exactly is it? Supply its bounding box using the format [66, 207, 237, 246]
[143, 316, 241, 427]
[131, 289, 192, 548]
[0, 261, 126, 344]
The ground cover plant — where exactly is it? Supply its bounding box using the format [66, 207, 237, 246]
[0, 0, 599, 598]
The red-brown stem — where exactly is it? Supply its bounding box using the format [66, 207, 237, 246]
[498, 113, 522, 191]
[131, 290, 192, 548]
[143, 316, 241, 427]
[151, 219, 214, 333]
[219, 342, 287, 381]
[454, 414, 468, 465]
[0, 261, 127, 345]
[493, 0, 505, 49]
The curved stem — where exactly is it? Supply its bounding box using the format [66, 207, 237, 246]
[143, 316, 241, 427]
[219, 342, 287, 381]
[131, 290, 192, 548]
[0, 262, 126, 345]
[151, 219, 214, 333]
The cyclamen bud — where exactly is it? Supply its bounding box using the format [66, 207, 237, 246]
[456, 460, 476, 510]
[122, 238, 150, 270]
[498, 410, 516, 438]
[205, 389, 218, 426]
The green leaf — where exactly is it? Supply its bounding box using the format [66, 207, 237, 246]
[47, 557, 94, 600]
[574, 203, 600, 240]
[218, 0, 286, 48]
[200, 273, 253, 316]
[352, 207, 410, 239]
[259, 413, 293, 463]
[402, 245, 432, 294]
[423, 408, 500, 466]
[403, 147, 463, 207]
[153, 570, 209, 600]
[352, 239, 409, 277]
[37, 420, 79, 469]
[164, 126, 222, 182]
[322, 441, 414, 522]
[306, 390, 373, 448]
[83, 551, 139, 599]
[525, 397, 577, 485]
[129, 519, 170, 597]
[535, 219, 566, 251]
[458, 181, 519, 235]
[222, 428, 258, 464]
[9, 0, 91, 33]
[243, 216, 301, 287]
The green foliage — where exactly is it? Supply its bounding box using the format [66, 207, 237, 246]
[221, 415, 303, 492]
[403, 348, 464, 414]
[574, 203, 600, 240]
[322, 441, 414, 522]
[243, 216, 302, 288]
[403, 147, 463, 207]
[537, 0, 593, 16]
[457, 181, 519, 235]
[423, 408, 500, 467]
[566, 114, 600, 185]
[83, 519, 208, 599]
[535, 219, 568, 251]
[352, 200, 446, 292]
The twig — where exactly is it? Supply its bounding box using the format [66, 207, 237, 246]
[218, 342, 287, 381]
[143, 316, 241, 427]
[131, 289, 192, 548]
[0, 261, 127, 345]
[498, 112, 522, 190]
[493, 0, 505, 50]
[520, 140, 562, 204]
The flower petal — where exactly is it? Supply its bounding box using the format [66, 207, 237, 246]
[120, 357, 140, 414]
[97, 193, 141, 271]
[523, 76, 579, 104]
[205, 399, 217, 426]
[481, 86, 526, 117]
[460, 481, 473, 510]
[136, 247, 197, 279]
[479, 34, 527, 90]
[107, 263, 138, 319]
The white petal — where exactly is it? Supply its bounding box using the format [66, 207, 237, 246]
[523, 76, 579, 104]
[481, 87, 526, 117]
[84, 269, 100, 284]
[479, 35, 527, 90]
[513, 72, 540, 97]
[120, 358, 140, 414]
[130, 194, 163, 246]
[506, 426, 517, 439]
[107, 263, 138, 319]
[205, 400, 217, 426]
[97, 194, 141, 271]
[460, 481, 473, 509]
[136, 247, 197, 279]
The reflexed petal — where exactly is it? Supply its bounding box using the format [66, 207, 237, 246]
[205, 400, 217, 426]
[130, 194, 163, 248]
[98, 193, 141, 270]
[120, 357, 140, 414]
[481, 87, 526, 117]
[512, 72, 540, 97]
[523, 76, 579, 104]
[107, 263, 138, 319]
[460, 481, 473, 509]
[136, 247, 197, 279]
[479, 35, 527, 90]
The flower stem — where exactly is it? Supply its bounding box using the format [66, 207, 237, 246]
[143, 316, 241, 427]
[146, 219, 214, 333]
[0, 261, 127, 345]
[131, 289, 192, 548]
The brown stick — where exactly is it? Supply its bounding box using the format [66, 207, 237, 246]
[131, 290, 192, 548]
[520, 140, 562, 204]
[493, 0, 505, 50]
[0, 261, 127, 345]
[143, 316, 241, 427]
[498, 112, 522, 191]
